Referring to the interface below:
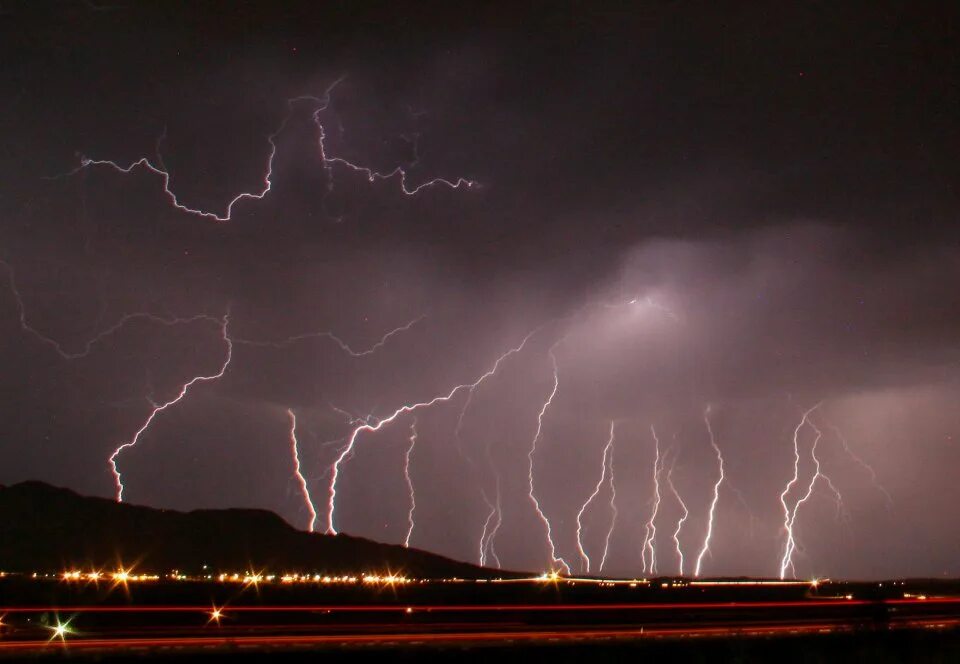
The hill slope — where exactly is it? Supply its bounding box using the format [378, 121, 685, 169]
[0, 481, 494, 578]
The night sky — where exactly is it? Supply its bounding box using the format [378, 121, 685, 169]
[1, 1, 958, 579]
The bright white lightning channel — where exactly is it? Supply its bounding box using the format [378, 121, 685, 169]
[403, 418, 418, 547]
[325, 326, 543, 535]
[286, 408, 318, 532]
[526, 349, 571, 575]
[779, 405, 846, 579]
[574, 420, 616, 574]
[665, 457, 689, 576]
[598, 424, 619, 574]
[641, 425, 664, 575]
[108, 314, 233, 502]
[694, 404, 725, 578]
[68, 78, 476, 223]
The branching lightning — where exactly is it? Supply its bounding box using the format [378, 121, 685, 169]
[778, 405, 849, 578]
[286, 408, 318, 532]
[526, 349, 571, 574]
[828, 423, 893, 508]
[598, 423, 619, 574]
[65, 78, 475, 223]
[325, 326, 543, 535]
[574, 420, 616, 574]
[403, 418, 418, 547]
[2, 258, 222, 360]
[108, 313, 233, 502]
[694, 404, 725, 578]
[665, 456, 689, 576]
[641, 425, 664, 575]
[233, 315, 425, 357]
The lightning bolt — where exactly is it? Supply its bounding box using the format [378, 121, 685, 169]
[403, 418, 417, 547]
[67, 78, 475, 223]
[286, 408, 317, 532]
[598, 424, 619, 574]
[2, 259, 221, 360]
[641, 425, 664, 575]
[526, 349, 571, 574]
[779, 406, 848, 578]
[694, 404, 725, 578]
[574, 420, 616, 574]
[233, 315, 425, 357]
[665, 456, 689, 576]
[479, 479, 503, 569]
[828, 422, 893, 508]
[108, 313, 233, 502]
[325, 326, 543, 535]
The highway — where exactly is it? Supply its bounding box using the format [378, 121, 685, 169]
[2, 597, 960, 655]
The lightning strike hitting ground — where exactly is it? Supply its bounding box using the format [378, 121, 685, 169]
[108, 314, 233, 502]
[478, 480, 503, 569]
[598, 423, 619, 574]
[526, 349, 571, 575]
[574, 421, 616, 574]
[779, 408, 849, 578]
[325, 326, 543, 535]
[694, 404, 725, 578]
[234, 315, 425, 357]
[828, 422, 893, 508]
[641, 425, 664, 574]
[67, 78, 475, 223]
[286, 408, 317, 532]
[403, 418, 418, 547]
[665, 457, 690, 576]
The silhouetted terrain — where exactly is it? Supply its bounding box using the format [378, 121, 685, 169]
[0, 481, 495, 577]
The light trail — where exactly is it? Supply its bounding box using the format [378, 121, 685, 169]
[641, 425, 664, 575]
[403, 418, 418, 548]
[286, 408, 317, 533]
[108, 314, 233, 502]
[233, 315, 425, 357]
[526, 348, 571, 574]
[325, 326, 544, 535]
[665, 456, 689, 576]
[828, 422, 893, 508]
[63, 78, 475, 223]
[574, 420, 616, 574]
[598, 423, 619, 574]
[694, 404, 725, 578]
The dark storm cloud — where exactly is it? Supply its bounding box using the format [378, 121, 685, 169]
[0, 1, 957, 578]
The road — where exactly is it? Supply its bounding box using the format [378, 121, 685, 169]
[2, 597, 959, 655]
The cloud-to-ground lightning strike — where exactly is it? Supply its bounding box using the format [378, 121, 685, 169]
[779, 406, 848, 578]
[403, 418, 418, 547]
[598, 422, 619, 574]
[574, 421, 616, 574]
[479, 430, 505, 568]
[828, 422, 893, 508]
[694, 405, 725, 578]
[66, 79, 476, 223]
[665, 456, 690, 576]
[108, 314, 233, 502]
[526, 349, 572, 575]
[779, 404, 818, 579]
[325, 327, 543, 535]
[286, 408, 318, 532]
[233, 315, 425, 357]
[641, 425, 664, 575]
